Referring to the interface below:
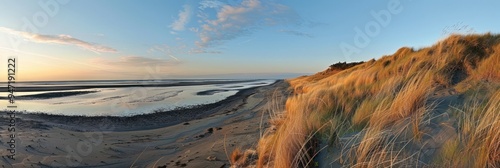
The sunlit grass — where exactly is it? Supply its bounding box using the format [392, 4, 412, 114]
[231, 33, 500, 167]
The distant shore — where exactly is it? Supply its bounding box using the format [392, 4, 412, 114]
[0, 90, 99, 100]
[2, 80, 280, 132]
[1, 79, 261, 92]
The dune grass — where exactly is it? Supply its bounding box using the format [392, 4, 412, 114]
[438, 88, 500, 167]
[231, 33, 500, 168]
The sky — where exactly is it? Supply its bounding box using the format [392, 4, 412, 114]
[0, 0, 499, 81]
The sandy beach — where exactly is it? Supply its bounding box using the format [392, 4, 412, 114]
[0, 80, 290, 168]
[2, 1, 498, 167]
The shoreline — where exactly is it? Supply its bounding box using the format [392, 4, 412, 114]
[1, 80, 263, 92]
[1, 80, 280, 132]
[0, 79, 290, 167]
[0, 90, 99, 100]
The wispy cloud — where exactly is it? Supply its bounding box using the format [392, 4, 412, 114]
[170, 5, 192, 31]
[188, 48, 222, 54]
[199, 0, 224, 9]
[92, 56, 180, 67]
[189, 27, 199, 33]
[279, 29, 314, 38]
[148, 44, 186, 60]
[195, 0, 301, 47]
[0, 27, 117, 53]
[149, 42, 222, 55]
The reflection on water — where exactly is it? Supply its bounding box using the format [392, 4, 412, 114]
[1, 80, 275, 116]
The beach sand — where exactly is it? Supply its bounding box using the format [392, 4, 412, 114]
[0, 80, 290, 168]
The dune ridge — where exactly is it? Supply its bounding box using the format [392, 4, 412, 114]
[233, 33, 500, 167]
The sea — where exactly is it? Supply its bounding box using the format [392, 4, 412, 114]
[0, 79, 276, 116]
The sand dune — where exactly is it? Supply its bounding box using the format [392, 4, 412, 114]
[235, 34, 500, 167]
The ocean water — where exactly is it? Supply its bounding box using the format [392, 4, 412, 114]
[1, 79, 276, 116]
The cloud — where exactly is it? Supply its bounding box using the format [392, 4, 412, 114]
[92, 56, 180, 67]
[148, 44, 188, 60]
[170, 5, 192, 31]
[199, 0, 224, 9]
[279, 29, 314, 38]
[195, 0, 301, 47]
[188, 48, 222, 54]
[0, 27, 117, 53]
[189, 27, 199, 32]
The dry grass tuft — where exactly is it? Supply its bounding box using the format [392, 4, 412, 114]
[437, 88, 500, 167]
[232, 33, 500, 168]
[231, 148, 258, 168]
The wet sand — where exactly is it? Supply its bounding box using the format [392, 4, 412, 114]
[2, 80, 260, 92]
[0, 80, 290, 167]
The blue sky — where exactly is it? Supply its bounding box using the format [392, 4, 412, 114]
[0, 0, 499, 81]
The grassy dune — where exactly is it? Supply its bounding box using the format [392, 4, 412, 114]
[232, 34, 500, 167]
